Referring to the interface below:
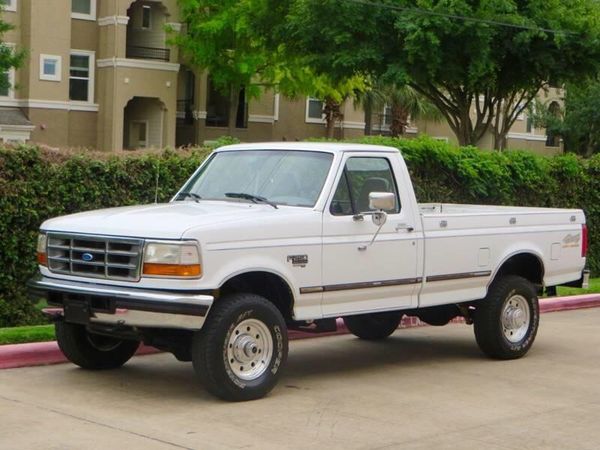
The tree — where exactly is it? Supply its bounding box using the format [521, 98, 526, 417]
[0, 8, 24, 94]
[310, 75, 367, 138]
[175, 0, 365, 137]
[265, 0, 600, 149]
[385, 85, 442, 137]
[353, 79, 387, 136]
[531, 80, 600, 157]
[175, 0, 282, 135]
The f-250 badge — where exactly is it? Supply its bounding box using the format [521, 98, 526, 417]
[287, 255, 308, 267]
[562, 233, 581, 248]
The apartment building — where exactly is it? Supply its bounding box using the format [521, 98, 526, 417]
[0, 0, 562, 155]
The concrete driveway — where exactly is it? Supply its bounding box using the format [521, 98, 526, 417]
[1, 308, 599, 450]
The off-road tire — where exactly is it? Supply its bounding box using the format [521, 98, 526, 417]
[192, 293, 288, 402]
[55, 321, 140, 370]
[343, 311, 403, 340]
[473, 275, 539, 360]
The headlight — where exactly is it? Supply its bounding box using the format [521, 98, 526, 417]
[142, 242, 201, 277]
[37, 233, 47, 266]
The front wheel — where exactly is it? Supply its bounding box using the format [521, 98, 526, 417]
[55, 322, 140, 370]
[473, 275, 539, 360]
[192, 293, 288, 401]
[343, 311, 403, 340]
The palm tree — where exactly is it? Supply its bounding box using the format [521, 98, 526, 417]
[386, 85, 442, 137]
[353, 79, 387, 136]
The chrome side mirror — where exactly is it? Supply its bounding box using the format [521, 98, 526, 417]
[357, 192, 395, 251]
[368, 192, 394, 226]
[369, 192, 395, 211]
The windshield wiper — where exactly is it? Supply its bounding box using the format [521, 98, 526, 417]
[225, 192, 278, 209]
[175, 192, 202, 202]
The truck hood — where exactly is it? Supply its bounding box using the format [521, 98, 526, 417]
[41, 202, 287, 240]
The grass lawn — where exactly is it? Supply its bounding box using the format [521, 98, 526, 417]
[0, 324, 55, 345]
[556, 277, 600, 297]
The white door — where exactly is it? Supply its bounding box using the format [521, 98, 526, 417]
[321, 154, 420, 317]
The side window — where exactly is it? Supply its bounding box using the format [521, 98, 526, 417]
[330, 157, 401, 216]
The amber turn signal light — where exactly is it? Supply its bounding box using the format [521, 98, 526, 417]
[142, 263, 201, 277]
[37, 252, 48, 266]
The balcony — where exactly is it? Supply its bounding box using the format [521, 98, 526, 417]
[126, 46, 170, 62]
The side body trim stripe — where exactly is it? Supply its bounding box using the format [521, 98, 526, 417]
[299, 277, 422, 294]
[425, 271, 492, 282]
[299, 271, 492, 294]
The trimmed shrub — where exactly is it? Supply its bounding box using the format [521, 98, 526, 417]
[0, 138, 597, 326]
[0, 146, 211, 326]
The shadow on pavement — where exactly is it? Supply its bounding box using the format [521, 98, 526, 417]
[48, 329, 490, 403]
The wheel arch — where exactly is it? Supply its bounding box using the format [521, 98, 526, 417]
[216, 269, 296, 323]
[489, 251, 545, 288]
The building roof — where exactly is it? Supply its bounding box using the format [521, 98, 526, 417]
[0, 108, 33, 127]
[215, 142, 399, 154]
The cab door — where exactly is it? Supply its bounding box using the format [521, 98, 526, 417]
[321, 153, 420, 317]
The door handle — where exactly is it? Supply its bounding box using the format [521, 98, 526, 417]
[396, 223, 414, 232]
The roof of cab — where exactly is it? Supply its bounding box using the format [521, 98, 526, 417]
[214, 142, 398, 153]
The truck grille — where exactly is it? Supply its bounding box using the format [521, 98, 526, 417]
[46, 233, 144, 281]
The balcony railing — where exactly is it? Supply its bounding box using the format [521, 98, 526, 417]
[126, 45, 171, 62]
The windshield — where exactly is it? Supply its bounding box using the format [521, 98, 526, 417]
[178, 150, 334, 207]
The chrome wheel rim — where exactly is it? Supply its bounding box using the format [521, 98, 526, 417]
[501, 295, 531, 343]
[226, 319, 273, 381]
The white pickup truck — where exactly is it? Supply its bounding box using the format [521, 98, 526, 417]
[29, 142, 589, 401]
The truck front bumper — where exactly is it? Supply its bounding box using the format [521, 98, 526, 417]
[28, 275, 214, 330]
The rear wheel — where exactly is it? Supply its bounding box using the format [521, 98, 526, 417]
[473, 275, 539, 359]
[343, 311, 403, 340]
[192, 293, 288, 401]
[55, 321, 140, 370]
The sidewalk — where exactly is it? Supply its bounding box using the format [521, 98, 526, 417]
[1, 293, 599, 370]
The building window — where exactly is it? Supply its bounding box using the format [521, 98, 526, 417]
[0, 68, 14, 98]
[526, 116, 533, 133]
[71, 0, 96, 21]
[142, 5, 152, 29]
[0, 0, 17, 12]
[39, 54, 61, 81]
[69, 51, 94, 102]
[306, 97, 324, 123]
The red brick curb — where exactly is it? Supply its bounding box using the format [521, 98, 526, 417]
[1, 293, 599, 370]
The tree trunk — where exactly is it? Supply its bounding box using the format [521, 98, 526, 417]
[493, 132, 508, 151]
[227, 85, 240, 137]
[390, 102, 409, 137]
[455, 121, 471, 147]
[324, 98, 341, 139]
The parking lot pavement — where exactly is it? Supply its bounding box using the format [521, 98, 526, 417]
[1, 308, 600, 450]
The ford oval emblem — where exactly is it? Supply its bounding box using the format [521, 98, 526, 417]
[81, 252, 94, 262]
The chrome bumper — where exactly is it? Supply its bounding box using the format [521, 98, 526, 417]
[28, 275, 213, 330]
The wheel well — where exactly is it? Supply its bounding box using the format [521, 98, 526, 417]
[219, 272, 295, 323]
[494, 253, 544, 286]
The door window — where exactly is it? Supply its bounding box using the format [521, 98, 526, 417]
[330, 157, 400, 215]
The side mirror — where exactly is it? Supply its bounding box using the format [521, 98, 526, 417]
[369, 192, 395, 211]
[368, 192, 394, 227]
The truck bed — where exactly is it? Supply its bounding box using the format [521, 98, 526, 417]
[418, 203, 584, 230]
[416, 203, 586, 308]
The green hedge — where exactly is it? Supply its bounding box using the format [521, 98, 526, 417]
[0, 137, 597, 327]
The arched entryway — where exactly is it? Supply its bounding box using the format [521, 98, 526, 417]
[123, 97, 167, 149]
